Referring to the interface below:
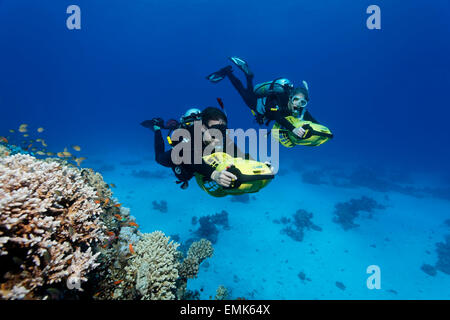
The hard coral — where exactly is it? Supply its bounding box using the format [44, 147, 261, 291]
[333, 196, 385, 230]
[124, 231, 180, 300]
[280, 209, 322, 242]
[179, 239, 213, 279]
[0, 154, 106, 299]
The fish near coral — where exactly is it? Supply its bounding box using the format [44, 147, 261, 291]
[19, 124, 28, 133]
[37, 127, 44, 133]
[128, 222, 138, 228]
[72, 145, 81, 152]
[74, 157, 86, 167]
[114, 214, 122, 220]
[113, 280, 123, 285]
[129, 243, 135, 255]
[113, 203, 122, 208]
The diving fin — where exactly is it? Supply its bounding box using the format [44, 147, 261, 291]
[229, 56, 253, 77]
[140, 118, 164, 131]
[206, 65, 233, 83]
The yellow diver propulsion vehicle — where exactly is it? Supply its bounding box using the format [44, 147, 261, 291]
[272, 116, 333, 148]
[195, 152, 275, 197]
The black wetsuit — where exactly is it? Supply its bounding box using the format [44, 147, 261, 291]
[154, 128, 248, 187]
[226, 71, 319, 131]
[154, 129, 214, 185]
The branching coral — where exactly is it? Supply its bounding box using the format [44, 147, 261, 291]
[0, 154, 106, 299]
[280, 209, 322, 242]
[215, 285, 230, 300]
[178, 239, 214, 279]
[435, 235, 450, 275]
[0, 145, 10, 158]
[80, 168, 112, 200]
[123, 231, 180, 300]
[194, 211, 230, 244]
[332, 196, 385, 230]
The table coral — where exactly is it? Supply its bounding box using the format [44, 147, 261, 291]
[0, 154, 106, 299]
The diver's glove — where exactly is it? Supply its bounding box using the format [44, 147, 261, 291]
[292, 126, 306, 138]
[210, 169, 238, 188]
[140, 118, 165, 131]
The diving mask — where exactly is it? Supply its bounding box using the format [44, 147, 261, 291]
[290, 95, 308, 109]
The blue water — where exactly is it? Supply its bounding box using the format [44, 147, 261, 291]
[1, 0, 450, 299]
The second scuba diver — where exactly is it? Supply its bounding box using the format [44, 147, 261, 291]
[206, 56, 320, 139]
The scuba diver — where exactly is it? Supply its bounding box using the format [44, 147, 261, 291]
[206, 56, 320, 139]
[141, 107, 239, 189]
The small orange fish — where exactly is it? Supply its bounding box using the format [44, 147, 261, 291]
[19, 124, 28, 133]
[5, 151, 9, 156]
[57, 152, 64, 158]
[95, 200, 101, 204]
[103, 198, 110, 206]
[110, 183, 116, 188]
[113, 280, 123, 285]
[27, 144, 32, 149]
[101, 243, 108, 248]
[106, 231, 115, 236]
[0, 137, 8, 143]
[114, 214, 122, 220]
[113, 203, 122, 208]
[129, 243, 135, 255]
[128, 222, 139, 227]
[74, 157, 86, 166]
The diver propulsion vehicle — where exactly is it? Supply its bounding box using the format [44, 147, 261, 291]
[195, 152, 274, 197]
[272, 116, 333, 148]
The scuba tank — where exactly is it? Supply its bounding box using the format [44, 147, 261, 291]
[253, 78, 294, 98]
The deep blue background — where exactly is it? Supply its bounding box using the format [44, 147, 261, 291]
[0, 0, 449, 175]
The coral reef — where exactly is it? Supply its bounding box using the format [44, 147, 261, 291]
[420, 263, 437, 276]
[435, 235, 450, 275]
[0, 154, 106, 299]
[333, 196, 385, 230]
[0, 145, 10, 158]
[215, 285, 230, 300]
[279, 209, 322, 242]
[0, 148, 218, 301]
[152, 200, 168, 213]
[335, 281, 346, 290]
[79, 168, 113, 200]
[178, 239, 214, 279]
[194, 211, 229, 244]
[120, 231, 180, 300]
